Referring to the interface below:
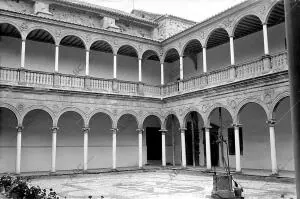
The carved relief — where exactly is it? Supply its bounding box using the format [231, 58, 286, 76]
[263, 89, 275, 106]
[222, 17, 234, 28]
[17, 103, 24, 113]
[20, 22, 29, 32]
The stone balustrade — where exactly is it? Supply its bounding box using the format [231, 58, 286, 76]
[0, 51, 288, 98]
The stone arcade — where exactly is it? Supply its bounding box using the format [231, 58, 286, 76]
[0, 0, 293, 175]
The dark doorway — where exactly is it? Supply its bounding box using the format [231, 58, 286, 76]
[203, 124, 220, 167]
[186, 121, 200, 166]
[146, 127, 162, 164]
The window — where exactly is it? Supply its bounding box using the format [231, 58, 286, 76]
[228, 127, 243, 155]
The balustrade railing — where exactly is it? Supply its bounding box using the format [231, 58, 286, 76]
[0, 52, 288, 98]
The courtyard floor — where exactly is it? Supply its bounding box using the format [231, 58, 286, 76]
[27, 170, 296, 199]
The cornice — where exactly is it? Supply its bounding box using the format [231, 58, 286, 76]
[0, 10, 162, 46]
[161, 0, 259, 45]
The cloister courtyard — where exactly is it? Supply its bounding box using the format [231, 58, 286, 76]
[22, 169, 296, 199]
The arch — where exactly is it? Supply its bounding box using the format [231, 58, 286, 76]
[236, 98, 269, 123]
[0, 103, 21, 126]
[141, 49, 161, 62]
[181, 38, 203, 57]
[0, 22, 22, 39]
[163, 113, 181, 130]
[270, 91, 290, 119]
[116, 110, 140, 128]
[55, 107, 87, 127]
[117, 44, 139, 58]
[264, 0, 284, 25]
[87, 108, 115, 128]
[232, 14, 263, 39]
[21, 105, 55, 126]
[162, 47, 180, 63]
[205, 27, 230, 49]
[142, 113, 163, 128]
[206, 103, 233, 125]
[182, 108, 204, 128]
[25, 28, 56, 44]
[89, 39, 114, 54]
[58, 34, 87, 49]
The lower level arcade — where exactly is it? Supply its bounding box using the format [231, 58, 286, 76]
[0, 95, 294, 174]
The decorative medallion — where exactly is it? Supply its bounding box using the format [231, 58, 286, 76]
[20, 22, 29, 32]
[17, 103, 24, 113]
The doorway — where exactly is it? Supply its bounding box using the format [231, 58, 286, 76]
[146, 127, 162, 164]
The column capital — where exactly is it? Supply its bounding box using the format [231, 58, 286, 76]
[22, 39, 26, 42]
[136, 128, 144, 133]
[179, 128, 187, 132]
[267, 119, 276, 127]
[51, 126, 59, 132]
[204, 125, 211, 129]
[113, 53, 117, 56]
[232, 123, 242, 128]
[202, 45, 207, 49]
[55, 44, 60, 48]
[86, 49, 90, 53]
[82, 127, 90, 133]
[16, 126, 23, 132]
[159, 129, 167, 134]
[110, 128, 118, 133]
[262, 22, 267, 26]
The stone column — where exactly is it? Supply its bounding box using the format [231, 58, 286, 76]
[85, 50, 90, 76]
[180, 56, 183, 80]
[230, 36, 235, 65]
[161, 62, 164, 85]
[233, 124, 241, 172]
[111, 128, 118, 169]
[113, 54, 117, 79]
[263, 23, 269, 55]
[203, 47, 207, 73]
[267, 119, 278, 175]
[205, 126, 211, 170]
[160, 129, 167, 166]
[55, 45, 59, 72]
[83, 127, 89, 171]
[16, 126, 23, 174]
[51, 126, 58, 173]
[180, 128, 187, 167]
[138, 58, 142, 82]
[21, 39, 26, 68]
[137, 129, 143, 168]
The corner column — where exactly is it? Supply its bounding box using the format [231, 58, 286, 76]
[180, 56, 183, 80]
[267, 119, 278, 175]
[85, 50, 90, 76]
[55, 45, 59, 72]
[137, 129, 143, 168]
[203, 46, 207, 73]
[51, 126, 58, 173]
[138, 58, 142, 82]
[83, 127, 89, 171]
[161, 62, 164, 85]
[111, 128, 118, 169]
[21, 39, 26, 68]
[16, 126, 23, 174]
[180, 128, 187, 167]
[205, 126, 211, 170]
[160, 129, 167, 166]
[233, 124, 241, 172]
[230, 36, 235, 65]
[113, 54, 117, 79]
[263, 23, 269, 55]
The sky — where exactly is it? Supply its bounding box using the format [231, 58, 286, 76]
[83, 0, 245, 22]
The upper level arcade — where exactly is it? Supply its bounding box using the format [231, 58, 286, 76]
[0, 0, 287, 99]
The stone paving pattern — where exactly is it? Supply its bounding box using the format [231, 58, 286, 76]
[29, 171, 296, 199]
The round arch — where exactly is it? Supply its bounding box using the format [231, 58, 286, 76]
[270, 92, 290, 119]
[0, 103, 21, 126]
[162, 47, 180, 63]
[141, 49, 161, 61]
[0, 22, 22, 39]
[87, 108, 115, 128]
[89, 39, 114, 53]
[116, 110, 140, 128]
[205, 27, 230, 49]
[21, 105, 55, 127]
[117, 44, 139, 58]
[183, 109, 205, 128]
[55, 107, 87, 127]
[236, 98, 269, 123]
[232, 14, 262, 39]
[206, 103, 234, 126]
[142, 114, 162, 128]
[25, 27, 56, 44]
[163, 111, 180, 129]
[263, 0, 284, 25]
[58, 34, 87, 49]
[181, 38, 203, 57]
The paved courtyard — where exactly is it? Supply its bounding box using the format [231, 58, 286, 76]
[29, 170, 296, 199]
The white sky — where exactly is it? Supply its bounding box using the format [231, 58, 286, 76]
[83, 0, 245, 22]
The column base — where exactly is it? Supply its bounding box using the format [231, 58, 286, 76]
[270, 172, 279, 177]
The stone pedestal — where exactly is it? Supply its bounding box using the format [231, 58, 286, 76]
[18, 68, 26, 85]
[262, 54, 272, 73]
[84, 76, 91, 90]
[211, 174, 235, 199]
